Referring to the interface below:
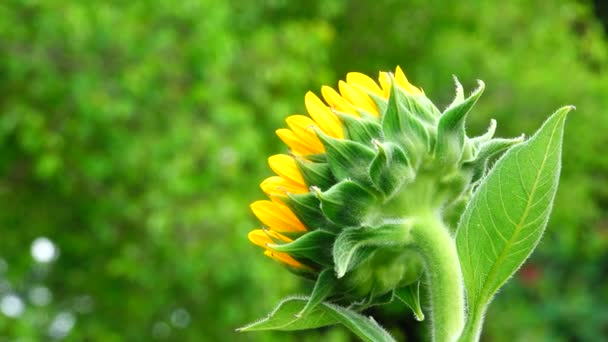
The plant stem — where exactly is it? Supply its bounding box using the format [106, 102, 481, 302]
[411, 213, 465, 342]
[457, 304, 485, 342]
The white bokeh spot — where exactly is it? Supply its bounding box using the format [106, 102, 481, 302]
[1, 294, 25, 318]
[31, 237, 58, 263]
[48, 311, 76, 339]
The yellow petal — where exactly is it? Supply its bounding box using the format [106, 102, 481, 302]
[338, 81, 379, 116]
[248, 229, 273, 248]
[321, 86, 358, 116]
[276, 129, 317, 155]
[304, 92, 343, 138]
[264, 250, 305, 268]
[268, 154, 305, 185]
[250, 200, 306, 232]
[260, 176, 307, 196]
[395, 66, 423, 95]
[272, 199, 307, 229]
[378, 72, 391, 99]
[346, 72, 383, 97]
[248, 229, 291, 248]
[285, 115, 325, 153]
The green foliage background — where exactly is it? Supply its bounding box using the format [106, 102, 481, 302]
[0, 0, 606, 340]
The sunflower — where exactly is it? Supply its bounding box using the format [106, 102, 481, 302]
[248, 67, 422, 271]
[247, 64, 523, 310]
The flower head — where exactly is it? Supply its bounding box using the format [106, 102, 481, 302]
[248, 67, 522, 305]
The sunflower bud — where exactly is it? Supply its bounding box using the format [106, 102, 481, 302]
[248, 67, 521, 317]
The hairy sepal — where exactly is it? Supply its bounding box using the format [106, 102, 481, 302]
[295, 159, 336, 191]
[314, 180, 377, 227]
[369, 141, 415, 200]
[269, 229, 336, 267]
[316, 128, 376, 185]
[333, 221, 414, 278]
[434, 79, 485, 167]
[283, 192, 340, 232]
[382, 80, 431, 167]
[334, 111, 382, 147]
[395, 282, 425, 321]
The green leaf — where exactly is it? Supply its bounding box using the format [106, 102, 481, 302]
[395, 282, 425, 321]
[238, 296, 396, 342]
[269, 230, 336, 267]
[316, 180, 377, 226]
[456, 106, 571, 320]
[333, 221, 414, 278]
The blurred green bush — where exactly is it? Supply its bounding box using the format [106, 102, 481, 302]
[0, 0, 606, 341]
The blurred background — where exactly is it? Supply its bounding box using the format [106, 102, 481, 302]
[0, 0, 607, 341]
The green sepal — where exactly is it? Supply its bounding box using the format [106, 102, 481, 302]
[367, 289, 397, 309]
[369, 141, 415, 200]
[304, 153, 327, 163]
[238, 296, 396, 342]
[297, 269, 338, 317]
[400, 91, 440, 123]
[333, 111, 382, 147]
[283, 192, 340, 232]
[462, 119, 497, 163]
[448, 75, 465, 106]
[395, 282, 425, 321]
[368, 92, 388, 115]
[314, 180, 377, 227]
[469, 119, 497, 148]
[272, 230, 307, 241]
[347, 287, 396, 312]
[434, 79, 485, 167]
[382, 80, 430, 167]
[464, 135, 525, 182]
[269, 229, 336, 267]
[284, 263, 318, 280]
[340, 247, 423, 305]
[333, 220, 414, 278]
[295, 158, 336, 191]
[315, 128, 376, 184]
